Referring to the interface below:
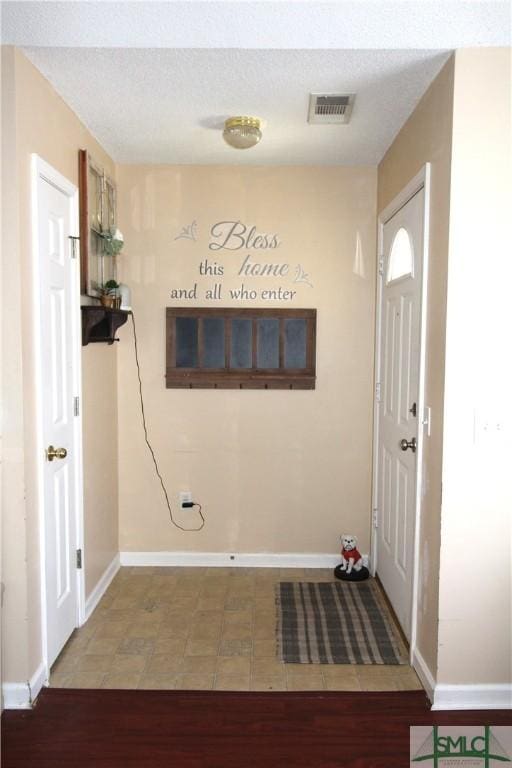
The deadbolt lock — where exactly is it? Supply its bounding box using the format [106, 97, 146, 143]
[399, 437, 417, 453]
[46, 445, 67, 462]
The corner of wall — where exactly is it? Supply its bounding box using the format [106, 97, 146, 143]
[377, 54, 455, 690]
[1, 43, 121, 705]
[437, 46, 512, 692]
[1, 39, 33, 693]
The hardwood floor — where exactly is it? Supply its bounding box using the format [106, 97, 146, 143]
[2, 688, 511, 767]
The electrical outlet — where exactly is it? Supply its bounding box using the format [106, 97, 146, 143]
[179, 491, 192, 508]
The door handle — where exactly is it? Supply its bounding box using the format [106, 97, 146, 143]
[46, 445, 67, 462]
[399, 437, 416, 453]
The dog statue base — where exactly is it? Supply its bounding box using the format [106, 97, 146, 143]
[334, 564, 369, 582]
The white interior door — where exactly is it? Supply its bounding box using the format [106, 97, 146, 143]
[375, 187, 425, 640]
[35, 158, 81, 668]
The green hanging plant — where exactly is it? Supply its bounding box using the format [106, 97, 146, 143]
[102, 227, 124, 256]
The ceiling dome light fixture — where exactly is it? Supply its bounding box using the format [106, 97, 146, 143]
[223, 116, 262, 150]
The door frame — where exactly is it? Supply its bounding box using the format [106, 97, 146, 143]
[371, 164, 431, 662]
[31, 154, 85, 681]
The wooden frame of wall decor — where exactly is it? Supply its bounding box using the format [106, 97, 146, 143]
[166, 307, 316, 389]
[78, 149, 117, 297]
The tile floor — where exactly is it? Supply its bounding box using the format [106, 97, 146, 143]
[50, 566, 423, 692]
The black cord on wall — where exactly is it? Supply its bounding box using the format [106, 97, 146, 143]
[130, 312, 205, 532]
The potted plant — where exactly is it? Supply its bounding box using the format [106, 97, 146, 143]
[99, 279, 121, 309]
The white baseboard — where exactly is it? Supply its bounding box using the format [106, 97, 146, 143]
[119, 551, 353, 569]
[2, 555, 120, 710]
[84, 553, 120, 623]
[2, 661, 47, 710]
[2, 683, 32, 710]
[30, 660, 47, 703]
[411, 646, 436, 703]
[432, 683, 512, 711]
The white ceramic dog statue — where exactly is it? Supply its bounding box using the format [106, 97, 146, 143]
[340, 534, 363, 574]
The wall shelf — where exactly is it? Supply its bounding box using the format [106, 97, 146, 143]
[81, 306, 130, 346]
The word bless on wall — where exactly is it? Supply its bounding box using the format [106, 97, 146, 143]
[171, 219, 313, 302]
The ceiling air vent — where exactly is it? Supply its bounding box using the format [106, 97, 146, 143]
[308, 93, 355, 125]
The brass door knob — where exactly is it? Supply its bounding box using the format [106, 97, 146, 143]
[46, 445, 67, 462]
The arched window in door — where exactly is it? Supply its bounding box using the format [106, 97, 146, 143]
[387, 226, 414, 283]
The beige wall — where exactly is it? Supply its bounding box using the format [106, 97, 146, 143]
[437, 48, 511, 686]
[1, 46, 28, 686]
[378, 56, 455, 679]
[82, 345, 119, 597]
[1, 47, 119, 686]
[116, 165, 377, 556]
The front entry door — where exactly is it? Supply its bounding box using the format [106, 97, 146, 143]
[376, 187, 425, 640]
[35, 158, 81, 668]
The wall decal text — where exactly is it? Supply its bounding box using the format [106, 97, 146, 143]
[172, 219, 313, 301]
[209, 221, 280, 251]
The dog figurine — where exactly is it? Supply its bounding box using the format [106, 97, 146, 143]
[340, 535, 363, 574]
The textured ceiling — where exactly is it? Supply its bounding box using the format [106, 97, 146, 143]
[21, 47, 451, 165]
[2, 1, 510, 50]
[3, 1, 509, 165]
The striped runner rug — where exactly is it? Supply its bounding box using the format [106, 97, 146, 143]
[276, 580, 407, 665]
